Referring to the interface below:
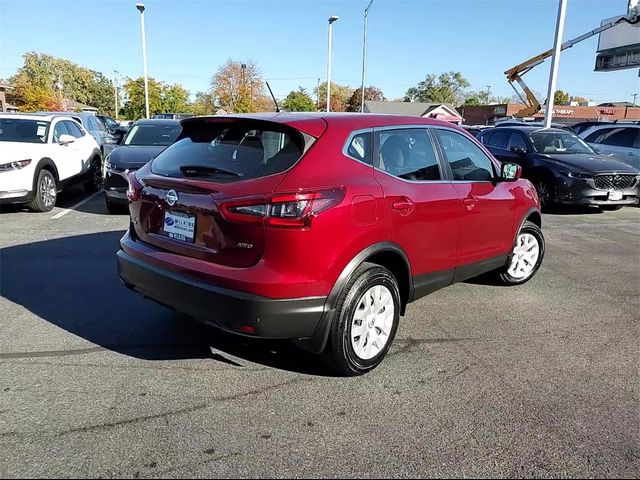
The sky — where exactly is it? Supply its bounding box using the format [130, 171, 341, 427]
[0, 0, 638, 104]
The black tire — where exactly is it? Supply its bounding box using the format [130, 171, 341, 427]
[27, 170, 57, 212]
[534, 177, 555, 211]
[494, 221, 545, 286]
[84, 156, 103, 192]
[600, 205, 624, 211]
[105, 196, 126, 214]
[322, 262, 401, 376]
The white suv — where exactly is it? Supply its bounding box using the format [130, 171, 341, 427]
[0, 113, 102, 212]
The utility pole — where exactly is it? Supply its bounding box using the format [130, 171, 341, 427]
[544, 0, 568, 129]
[113, 70, 119, 120]
[326, 16, 339, 113]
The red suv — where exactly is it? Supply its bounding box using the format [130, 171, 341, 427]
[118, 114, 544, 375]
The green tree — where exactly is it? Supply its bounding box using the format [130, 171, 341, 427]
[187, 91, 215, 115]
[554, 90, 570, 105]
[570, 95, 589, 104]
[281, 87, 316, 112]
[161, 83, 190, 113]
[346, 86, 385, 112]
[121, 77, 190, 119]
[404, 72, 470, 105]
[314, 81, 353, 112]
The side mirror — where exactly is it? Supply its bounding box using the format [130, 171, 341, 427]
[59, 134, 76, 145]
[501, 163, 522, 182]
[510, 146, 527, 155]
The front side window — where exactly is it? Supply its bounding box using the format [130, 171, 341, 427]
[346, 131, 372, 165]
[507, 132, 528, 151]
[124, 124, 181, 146]
[64, 121, 84, 138]
[152, 120, 305, 183]
[0, 119, 49, 144]
[434, 129, 495, 181]
[378, 128, 441, 181]
[52, 122, 69, 143]
[529, 131, 594, 154]
[486, 130, 509, 149]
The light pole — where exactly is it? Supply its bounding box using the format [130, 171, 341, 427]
[632, 93, 638, 107]
[326, 15, 339, 113]
[485, 85, 491, 103]
[544, 0, 568, 129]
[360, 0, 374, 113]
[113, 70, 119, 120]
[136, 3, 150, 119]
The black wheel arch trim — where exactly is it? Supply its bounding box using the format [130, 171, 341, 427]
[516, 207, 542, 243]
[300, 241, 412, 354]
[32, 158, 59, 192]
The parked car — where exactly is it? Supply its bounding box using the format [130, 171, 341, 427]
[152, 113, 194, 120]
[461, 125, 492, 138]
[579, 123, 640, 170]
[118, 113, 545, 375]
[97, 115, 129, 143]
[42, 111, 118, 157]
[0, 113, 102, 212]
[478, 126, 639, 210]
[104, 119, 181, 213]
[570, 121, 613, 136]
[494, 120, 573, 131]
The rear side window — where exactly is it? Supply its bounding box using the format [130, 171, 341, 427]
[152, 120, 306, 182]
[584, 128, 611, 143]
[434, 129, 495, 182]
[599, 128, 637, 148]
[346, 131, 372, 164]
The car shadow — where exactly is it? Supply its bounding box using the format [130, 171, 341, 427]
[0, 231, 333, 376]
[543, 205, 604, 215]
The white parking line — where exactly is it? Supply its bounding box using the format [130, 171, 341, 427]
[51, 191, 103, 219]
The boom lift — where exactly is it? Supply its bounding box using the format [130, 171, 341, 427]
[505, 5, 640, 118]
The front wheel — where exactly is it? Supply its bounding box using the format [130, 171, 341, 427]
[534, 178, 554, 211]
[27, 170, 57, 212]
[323, 262, 401, 376]
[495, 221, 545, 285]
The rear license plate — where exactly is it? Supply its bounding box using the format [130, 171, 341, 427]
[608, 191, 623, 201]
[163, 211, 196, 243]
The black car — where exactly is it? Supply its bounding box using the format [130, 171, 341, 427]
[104, 119, 181, 213]
[97, 115, 129, 143]
[478, 126, 639, 211]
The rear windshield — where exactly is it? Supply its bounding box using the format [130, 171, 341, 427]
[0, 119, 50, 143]
[124, 124, 181, 146]
[151, 120, 305, 182]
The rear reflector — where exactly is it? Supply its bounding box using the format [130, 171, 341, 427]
[219, 188, 345, 228]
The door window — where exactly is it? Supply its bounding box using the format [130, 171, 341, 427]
[52, 122, 69, 143]
[485, 130, 509, 149]
[434, 129, 496, 182]
[506, 132, 528, 151]
[377, 129, 442, 181]
[599, 128, 637, 148]
[64, 121, 84, 138]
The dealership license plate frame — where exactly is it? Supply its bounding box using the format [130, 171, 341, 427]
[163, 210, 196, 243]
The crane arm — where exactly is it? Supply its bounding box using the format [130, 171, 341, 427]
[505, 8, 639, 118]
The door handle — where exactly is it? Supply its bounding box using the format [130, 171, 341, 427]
[392, 198, 415, 215]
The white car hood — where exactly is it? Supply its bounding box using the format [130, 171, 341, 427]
[0, 142, 50, 163]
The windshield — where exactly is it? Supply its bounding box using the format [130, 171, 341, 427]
[123, 124, 181, 146]
[102, 116, 119, 129]
[0, 119, 49, 144]
[529, 131, 595, 154]
[151, 121, 305, 183]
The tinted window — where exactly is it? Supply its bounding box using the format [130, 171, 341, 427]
[599, 128, 638, 148]
[52, 121, 69, 143]
[64, 121, 84, 138]
[346, 131, 372, 165]
[93, 116, 106, 131]
[152, 121, 305, 183]
[584, 128, 611, 143]
[0, 119, 49, 144]
[507, 132, 528, 151]
[529, 131, 594, 154]
[486, 130, 509, 149]
[124, 124, 181, 146]
[378, 129, 441, 181]
[434, 129, 495, 181]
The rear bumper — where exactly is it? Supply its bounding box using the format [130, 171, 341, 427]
[117, 249, 327, 339]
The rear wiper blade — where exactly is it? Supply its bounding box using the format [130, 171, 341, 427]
[179, 165, 240, 177]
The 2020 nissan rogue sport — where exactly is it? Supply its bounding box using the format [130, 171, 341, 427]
[117, 113, 544, 375]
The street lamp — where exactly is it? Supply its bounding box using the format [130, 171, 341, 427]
[326, 15, 339, 113]
[360, 0, 374, 113]
[136, 3, 150, 119]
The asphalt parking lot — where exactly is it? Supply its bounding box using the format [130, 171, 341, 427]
[0, 187, 638, 478]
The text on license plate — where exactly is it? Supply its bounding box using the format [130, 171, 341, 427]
[163, 211, 195, 242]
[608, 191, 623, 201]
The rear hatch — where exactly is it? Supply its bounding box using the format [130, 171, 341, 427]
[130, 117, 317, 268]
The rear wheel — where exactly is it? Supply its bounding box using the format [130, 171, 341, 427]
[322, 262, 400, 376]
[494, 221, 545, 285]
[84, 156, 103, 192]
[600, 205, 624, 211]
[27, 170, 57, 212]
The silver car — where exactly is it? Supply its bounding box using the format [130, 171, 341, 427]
[580, 123, 640, 170]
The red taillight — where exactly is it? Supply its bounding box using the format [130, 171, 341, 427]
[219, 188, 345, 228]
[126, 171, 145, 201]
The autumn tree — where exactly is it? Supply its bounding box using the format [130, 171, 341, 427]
[347, 86, 385, 112]
[554, 90, 570, 105]
[314, 81, 353, 112]
[210, 59, 271, 113]
[188, 91, 216, 115]
[404, 72, 470, 105]
[282, 87, 316, 112]
[570, 95, 590, 104]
